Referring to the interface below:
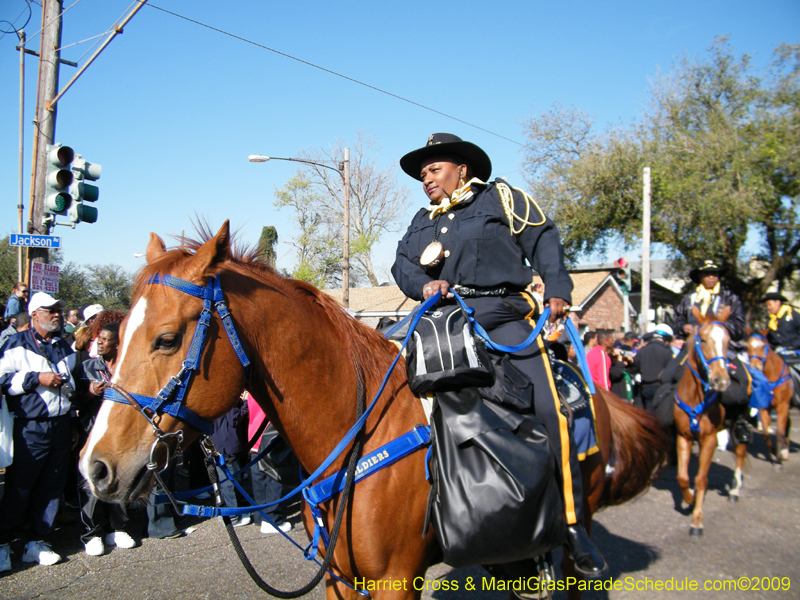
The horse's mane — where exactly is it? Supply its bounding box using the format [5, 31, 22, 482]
[133, 224, 403, 392]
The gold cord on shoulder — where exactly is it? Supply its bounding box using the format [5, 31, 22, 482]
[496, 178, 546, 234]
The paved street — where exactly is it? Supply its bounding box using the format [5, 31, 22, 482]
[2, 410, 799, 600]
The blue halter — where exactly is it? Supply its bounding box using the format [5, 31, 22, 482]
[674, 321, 729, 434]
[104, 274, 250, 435]
[748, 333, 790, 390]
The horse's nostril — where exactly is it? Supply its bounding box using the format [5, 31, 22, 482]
[90, 459, 112, 492]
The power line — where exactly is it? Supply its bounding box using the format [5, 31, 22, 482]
[145, 2, 524, 147]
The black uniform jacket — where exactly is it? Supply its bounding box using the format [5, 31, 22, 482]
[392, 180, 573, 303]
[633, 339, 674, 385]
[673, 286, 746, 342]
[767, 306, 800, 349]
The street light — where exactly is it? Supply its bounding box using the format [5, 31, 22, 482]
[249, 150, 351, 308]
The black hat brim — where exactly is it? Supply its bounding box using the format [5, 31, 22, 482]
[400, 140, 492, 182]
[689, 267, 724, 284]
[761, 292, 788, 303]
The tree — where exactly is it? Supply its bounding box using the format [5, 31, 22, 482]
[521, 38, 800, 320]
[85, 264, 133, 311]
[273, 131, 410, 287]
[257, 226, 279, 268]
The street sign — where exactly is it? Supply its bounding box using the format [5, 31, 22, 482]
[9, 234, 62, 248]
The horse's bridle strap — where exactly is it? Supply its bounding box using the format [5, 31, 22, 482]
[103, 273, 249, 435]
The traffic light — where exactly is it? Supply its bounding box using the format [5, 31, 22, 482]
[43, 144, 75, 225]
[613, 258, 632, 294]
[68, 155, 101, 224]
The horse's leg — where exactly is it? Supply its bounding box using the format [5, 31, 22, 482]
[729, 442, 747, 501]
[689, 432, 717, 535]
[760, 407, 775, 461]
[776, 393, 791, 463]
[676, 434, 695, 507]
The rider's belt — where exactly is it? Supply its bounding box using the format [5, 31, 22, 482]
[451, 285, 508, 298]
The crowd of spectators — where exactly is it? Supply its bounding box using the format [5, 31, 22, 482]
[0, 285, 294, 574]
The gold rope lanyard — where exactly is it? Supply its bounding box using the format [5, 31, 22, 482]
[426, 177, 547, 234]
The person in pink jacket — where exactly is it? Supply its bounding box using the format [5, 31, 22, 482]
[586, 331, 614, 391]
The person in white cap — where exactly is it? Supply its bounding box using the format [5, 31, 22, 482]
[0, 292, 78, 571]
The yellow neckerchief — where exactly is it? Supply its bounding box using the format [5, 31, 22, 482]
[695, 281, 720, 315]
[427, 178, 547, 235]
[427, 177, 483, 219]
[769, 304, 792, 330]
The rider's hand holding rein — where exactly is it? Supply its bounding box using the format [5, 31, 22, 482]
[423, 280, 453, 300]
[548, 298, 570, 323]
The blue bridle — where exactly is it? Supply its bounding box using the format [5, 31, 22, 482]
[748, 333, 790, 389]
[674, 321, 729, 434]
[104, 273, 250, 436]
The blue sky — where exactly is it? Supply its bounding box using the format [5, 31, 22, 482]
[1, 0, 798, 284]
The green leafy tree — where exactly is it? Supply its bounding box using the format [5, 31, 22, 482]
[85, 264, 133, 311]
[521, 38, 800, 321]
[257, 226, 279, 268]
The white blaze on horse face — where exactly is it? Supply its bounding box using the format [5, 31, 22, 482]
[112, 296, 148, 384]
[709, 324, 726, 359]
[80, 297, 148, 487]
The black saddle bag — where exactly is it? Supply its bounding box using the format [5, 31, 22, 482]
[427, 387, 566, 568]
[406, 302, 493, 394]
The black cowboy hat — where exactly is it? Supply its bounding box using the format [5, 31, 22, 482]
[689, 259, 725, 283]
[761, 292, 788, 303]
[400, 133, 492, 182]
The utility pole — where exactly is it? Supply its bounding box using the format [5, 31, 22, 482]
[26, 0, 64, 278]
[18, 30, 26, 281]
[342, 147, 350, 309]
[641, 167, 652, 332]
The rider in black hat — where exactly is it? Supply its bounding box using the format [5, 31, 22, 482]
[392, 133, 607, 578]
[762, 292, 800, 350]
[673, 259, 746, 342]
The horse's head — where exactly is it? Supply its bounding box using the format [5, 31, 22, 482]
[691, 304, 732, 392]
[80, 221, 248, 503]
[746, 334, 768, 372]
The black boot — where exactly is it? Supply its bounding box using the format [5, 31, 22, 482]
[564, 523, 608, 579]
[733, 417, 751, 445]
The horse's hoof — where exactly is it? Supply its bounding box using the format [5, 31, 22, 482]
[689, 526, 703, 537]
[773, 463, 784, 472]
[728, 494, 739, 503]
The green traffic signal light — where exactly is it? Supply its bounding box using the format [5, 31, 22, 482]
[68, 154, 101, 225]
[43, 144, 75, 221]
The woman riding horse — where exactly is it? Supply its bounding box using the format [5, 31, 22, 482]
[391, 133, 606, 578]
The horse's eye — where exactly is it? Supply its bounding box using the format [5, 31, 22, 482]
[155, 334, 180, 351]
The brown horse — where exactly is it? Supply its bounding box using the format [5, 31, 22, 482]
[674, 305, 750, 535]
[745, 333, 793, 468]
[80, 222, 666, 599]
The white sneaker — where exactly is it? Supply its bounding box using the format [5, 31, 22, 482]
[84, 536, 105, 557]
[22, 540, 61, 566]
[104, 531, 136, 549]
[0, 543, 11, 572]
[260, 521, 291, 535]
[233, 515, 252, 528]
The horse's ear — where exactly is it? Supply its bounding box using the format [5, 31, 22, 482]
[146, 233, 167, 264]
[185, 220, 231, 281]
[718, 305, 731, 323]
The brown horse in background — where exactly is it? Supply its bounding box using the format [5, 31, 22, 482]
[745, 334, 793, 468]
[80, 222, 666, 600]
[674, 305, 751, 536]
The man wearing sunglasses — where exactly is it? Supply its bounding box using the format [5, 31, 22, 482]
[4, 283, 29, 320]
[0, 292, 78, 571]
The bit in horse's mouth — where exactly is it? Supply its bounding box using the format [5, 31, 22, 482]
[125, 463, 155, 502]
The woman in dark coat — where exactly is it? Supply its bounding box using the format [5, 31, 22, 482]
[392, 133, 606, 578]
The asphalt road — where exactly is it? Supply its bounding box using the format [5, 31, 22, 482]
[2, 410, 799, 600]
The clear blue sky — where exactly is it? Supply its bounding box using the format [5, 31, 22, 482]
[1, 0, 798, 283]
